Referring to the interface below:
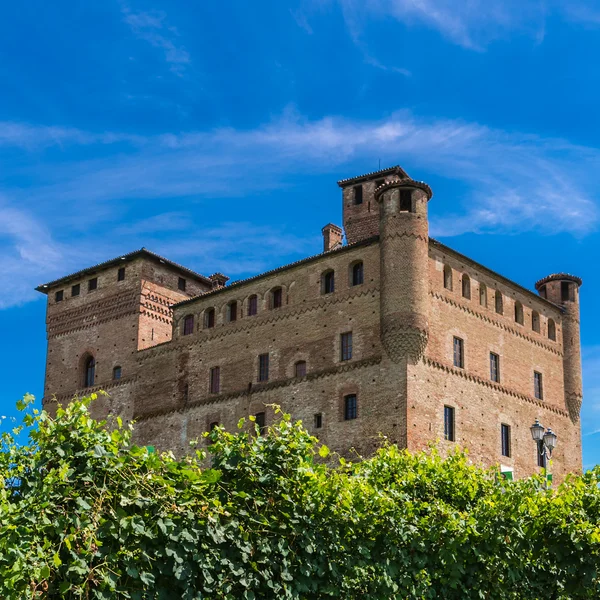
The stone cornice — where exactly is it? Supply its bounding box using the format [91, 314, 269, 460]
[134, 355, 383, 422]
[431, 291, 563, 356]
[423, 357, 569, 418]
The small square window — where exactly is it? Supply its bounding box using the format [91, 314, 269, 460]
[344, 395, 357, 420]
[117, 267, 126, 281]
[178, 277, 187, 291]
[88, 278, 98, 291]
[55, 290, 64, 302]
[71, 284, 80, 297]
[314, 413, 323, 429]
[444, 406, 455, 441]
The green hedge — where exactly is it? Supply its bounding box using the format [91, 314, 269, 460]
[1, 393, 599, 599]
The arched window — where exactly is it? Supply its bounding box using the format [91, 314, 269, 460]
[495, 291, 503, 315]
[532, 310, 540, 333]
[548, 318, 556, 341]
[204, 308, 215, 329]
[322, 270, 335, 295]
[351, 261, 364, 286]
[227, 301, 237, 322]
[183, 314, 194, 335]
[247, 295, 258, 316]
[294, 360, 307, 378]
[271, 287, 283, 309]
[84, 356, 95, 388]
[443, 265, 453, 291]
[462, 274, 471, 300]
[479, 283, 487, 307]
[112, 366, 122, 380]
[514, 301, 524, 325]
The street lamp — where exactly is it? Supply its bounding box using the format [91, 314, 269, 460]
[530, 419, 557, 487]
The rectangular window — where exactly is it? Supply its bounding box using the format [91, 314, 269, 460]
[353, 185, 363, 205]
[501, 424, 511, 457]
[178, 277, 187, 292]
[295, 361, 307, 378]
[534, 371, 543, 400]
[314, 413, 323, 429]
[71, 283, 80, 297]
[258, 353, 269, 382]
[255, 412, 266, 434]
[272, 288, 283, 309]
[88, 277, 98, 291]
[490, 352, 500, 383]
[209, 366, 220, 394]
[453, 337, 464, 369]
[183, 315, 194, 336]
[248, 296, 258, 316]
[444, 406, 455, 441]
[341, 332, 353, 361]
[55, 290, 64, 302]
[561, 282, 570, 302]
[117, 267, 126, 281]
[344, 394, 357, 420]
[400, 189, 412, 212]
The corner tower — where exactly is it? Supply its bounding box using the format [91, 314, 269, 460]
[374, 174, 433, 363]
[535, 273, 583, 423]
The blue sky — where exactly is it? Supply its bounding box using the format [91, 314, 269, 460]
[0, 0, 599, 466]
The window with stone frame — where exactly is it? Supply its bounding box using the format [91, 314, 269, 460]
[294, 360, 307, 378]
[183, 314, 194, 335]
[351, 261, 364, 286]
[534, 371, 543, 400]
[322, 270, 335, 295]
[344, 394, 357, 420]
[490, 352, 500, 383]
[204, 308, 215, 329]
[453, 337, 464, 369]
[248, 295, 258, 316]
[340, 332, 353, 361]
[444, 406, 455, 441]
[258, 353, 269, 382]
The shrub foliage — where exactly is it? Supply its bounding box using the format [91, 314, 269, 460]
[1, 394, 600, 599]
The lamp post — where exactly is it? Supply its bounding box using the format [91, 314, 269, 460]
[530, 419, 557, 488]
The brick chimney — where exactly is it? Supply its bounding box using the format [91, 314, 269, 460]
[322, 223, 343, 252]
[209, 273, 230, 289]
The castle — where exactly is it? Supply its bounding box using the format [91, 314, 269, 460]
[37, 166, 584, 479]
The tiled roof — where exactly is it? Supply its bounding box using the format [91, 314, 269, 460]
[374, 177, 433, 200]
[35, 248, 212, 293]
[336, 165, 409, 186]
[535, 273, 583, 290]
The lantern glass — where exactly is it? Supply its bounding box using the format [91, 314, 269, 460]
[530, 419, 545, 442]
[543, 429, 557, 451]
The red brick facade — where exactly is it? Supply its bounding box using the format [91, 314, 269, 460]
[38, 168, 583, 480]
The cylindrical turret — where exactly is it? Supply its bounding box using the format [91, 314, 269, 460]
[535, 273, 583, 423]
[375, 177, 432, 363]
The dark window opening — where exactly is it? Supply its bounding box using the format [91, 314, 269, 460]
[295, 361, 307, 378]
[548, 319, 556, 341]
[453, 337, 464, 369]
[561, 281, 574, 302]
[113, 366, 122, 380]
[272, 287, 283, 309]
[55, 290, 64, 302]
[248, 295, 258, 316]
[515, 301, 524, 325]
[539, 285, 547, 299]
[255, 412, 266, 434]
[209, 421, 219, 431]
[353, 185, 363, 205]
[443, 265, 453, 291]
[88, 278, 98, 292]
[258, 353, 269, 382]
[71, 284, 80, 297]
[444, 406, 455, 441]
[495, 291, 503, 315]
[534, 371, 543, 400]
[501, 424, 511, 458]
[117, 267, 126, 281]
[227, 301, 237, 322]
[490, 352, 500, 383]
[462, 275, 471, 300]
[205, 308, 215, 329]
[314, 413, 323, 429]
[183, 314, 194, 336]
[351, 262, 364, 286]
[341, 332, 353, 361]
[344, 395, 357, 420]
[322, 271, 335, 294]
[209, 366, 220, 394]
[532, 311, 540, 333]
[178, 277, 187, 292]
[400, 189, 412, 212]
[84, 356, 95, 388]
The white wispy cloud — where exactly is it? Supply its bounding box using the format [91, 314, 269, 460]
[122, 6, 191, 76]
[0, 110, 599, 308]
